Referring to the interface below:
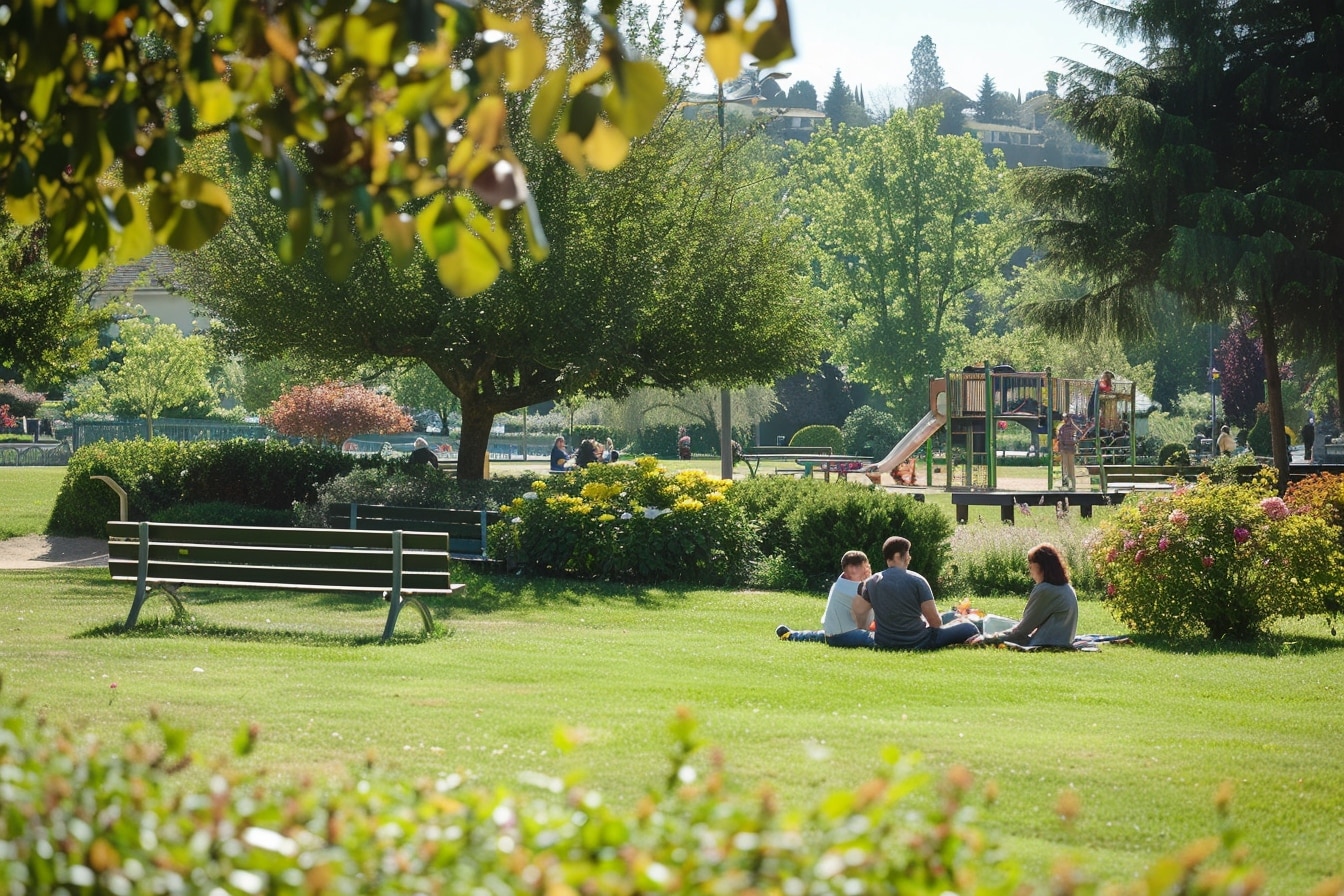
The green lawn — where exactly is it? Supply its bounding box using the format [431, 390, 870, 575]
[0, 466, 68, 537]
[2, 565, 1341, 892]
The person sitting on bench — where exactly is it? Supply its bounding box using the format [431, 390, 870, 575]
[408, 437, 440, 469]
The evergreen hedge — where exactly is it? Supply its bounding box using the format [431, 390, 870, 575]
[730, 477, 952, 589]
[48, 439, 357, 537]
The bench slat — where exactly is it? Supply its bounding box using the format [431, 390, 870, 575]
[108, 521, 462, 641]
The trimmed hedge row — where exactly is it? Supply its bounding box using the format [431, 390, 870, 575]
[48, 438, 359, 537]
[730, 477, 953, 590]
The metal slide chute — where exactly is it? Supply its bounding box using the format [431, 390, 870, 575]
[865, 379, 947, 475]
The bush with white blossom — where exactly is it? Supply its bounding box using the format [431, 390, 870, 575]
[1090, 476, 1344, 639]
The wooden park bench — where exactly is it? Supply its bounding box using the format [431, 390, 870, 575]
[326, 503, 501, 563]
[951, 490, 1126, 524]
[107, 521, 464, 641]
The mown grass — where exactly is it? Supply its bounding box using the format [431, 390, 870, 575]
[0, 466, 68, 538]
[2, 564, 1341, 892]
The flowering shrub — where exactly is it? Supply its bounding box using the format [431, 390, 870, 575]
[490, 457, 752, 584]
[1091, 478, 1344, 639]
[264, 382, 412, 445]
[0, 403, 13, 429]
[1285, 471, 1344, 532]
[0, 689, 1285, 896]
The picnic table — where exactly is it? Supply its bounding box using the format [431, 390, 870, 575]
[789, 455, 874, 481]
[739, 445, 833, 477]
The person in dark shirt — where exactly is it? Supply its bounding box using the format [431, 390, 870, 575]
[408, 437, 440, 469]
[550, 437, 570, 472]
[1303, 416, 1316, 462]
[854, 536, 979, 651]
[574, 438, 600, 468]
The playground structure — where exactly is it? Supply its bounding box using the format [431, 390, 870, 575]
[866, 365, 1139, 490]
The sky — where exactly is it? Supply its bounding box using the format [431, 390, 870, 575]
[728, 0, 1128, 106]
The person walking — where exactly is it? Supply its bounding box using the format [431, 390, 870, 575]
[1056, 414, 1086, 490]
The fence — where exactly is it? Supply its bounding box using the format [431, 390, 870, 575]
[71, 419, 271, 451]
[0, 442, 73, 466]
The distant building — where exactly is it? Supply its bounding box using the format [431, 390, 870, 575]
[91, 248, 208, 335]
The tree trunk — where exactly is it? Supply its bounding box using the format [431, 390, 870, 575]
[1259, 301, 1289, 494]
[456, 398, 495, 480]
[1336, 329, 1344, 431]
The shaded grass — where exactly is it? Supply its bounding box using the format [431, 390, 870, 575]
[0, 466, 67, 537]
[2, 566, 1342, 892]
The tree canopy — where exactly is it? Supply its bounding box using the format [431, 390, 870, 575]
[0, 212, 113, 387]
[787, 105, 1015, 424]
[905, 36, 945, 111]
[1010, 0, 1344, 484]
[174, 111, 820, 477]
[0, 0, 793, 295]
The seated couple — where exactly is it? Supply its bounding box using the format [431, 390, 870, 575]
[776, 538, 1078, 650]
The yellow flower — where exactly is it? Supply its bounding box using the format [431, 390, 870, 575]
[672, 496, 704, 513]
[706, 491, 726, 503]
[598, 513, 616, 522]
[531, 480, 547, 491]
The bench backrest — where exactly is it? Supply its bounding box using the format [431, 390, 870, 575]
[745, 445, 834, 456]
[107, 521, 455, 593]
[326, 504, 500, 557]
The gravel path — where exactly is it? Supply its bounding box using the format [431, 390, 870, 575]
[0, 535, 108, 569]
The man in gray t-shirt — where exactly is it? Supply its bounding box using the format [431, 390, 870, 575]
[855, 536, 979, 651]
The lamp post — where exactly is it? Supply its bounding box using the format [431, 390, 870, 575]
[707, 69, 789, 480]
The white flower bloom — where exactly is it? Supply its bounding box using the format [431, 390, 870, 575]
[620, 512, 633, 520]
[523, 491, 538, 500]
[643, 507, 668, 519]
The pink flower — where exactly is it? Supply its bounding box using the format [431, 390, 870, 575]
[1158, 536, 1170, 551]
[1202, 555, 1214, 568]
[1106, 548, 1119, 563]
[1168, 510, 1189, 527]
[1134, 549, 1147, 564]
[1233, 527, 1251, 544]
[1105, 583, 1117, 596]
[1260, 497, 1290, 520]
[1124, 539, 1137, 551]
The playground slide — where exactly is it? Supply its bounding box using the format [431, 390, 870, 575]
[867, 409, 946, 475]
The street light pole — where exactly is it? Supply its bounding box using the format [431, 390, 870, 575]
[710, 70, 788, 481]
[717, 81, 734, 481]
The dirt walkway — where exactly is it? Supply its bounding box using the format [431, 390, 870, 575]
[0, 535, 108, 569]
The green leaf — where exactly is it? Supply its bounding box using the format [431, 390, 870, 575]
[604, 59, 666, 138]
[112, 191, 155, 264]
[530, 70, 569, 144]
[148, 173, 233, 252]
[434, 223, 501, 297]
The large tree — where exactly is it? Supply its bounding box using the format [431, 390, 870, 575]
[175, 114, 819, 478]
[97, 317, 216, 436]
[1010, 0, 1344, 486]
[0, 213, 113, 388]
[822, 71, 870, 132]
[786, 105, 1015, 424]
[0, 0, 793, 296]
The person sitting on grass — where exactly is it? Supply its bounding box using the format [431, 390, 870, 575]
[978, 543, 1079, 648]
[854, 536, 980, 651]
[776, 551, 875, 647]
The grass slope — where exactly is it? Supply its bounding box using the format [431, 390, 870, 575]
[2, 566, 1340, 892]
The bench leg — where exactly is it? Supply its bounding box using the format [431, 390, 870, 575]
[1080, 505, 1095, 518]
[1001, 505, 1015, 525]
[124, 521, 151, 629]
[956, 505, 968, 524]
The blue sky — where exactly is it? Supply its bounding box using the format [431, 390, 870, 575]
[720, 0, 1129, 105]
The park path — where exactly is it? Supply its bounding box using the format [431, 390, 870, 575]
[0, 535, 108, 569]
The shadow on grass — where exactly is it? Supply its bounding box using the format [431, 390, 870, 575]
[77, 615, 449, 648]
[73, 569, 693, 643]
[1129, 630, 1344, 657]
[443, 569, 694, 615]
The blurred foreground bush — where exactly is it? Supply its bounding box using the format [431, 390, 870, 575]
[0, 688, 1302, 896]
